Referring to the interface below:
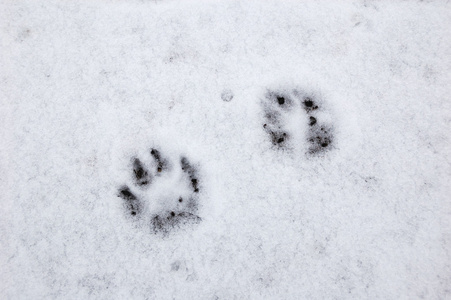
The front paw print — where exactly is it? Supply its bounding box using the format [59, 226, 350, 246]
[117, 147, 202, 235]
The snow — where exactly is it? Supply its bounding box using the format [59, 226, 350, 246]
[1, 0, 450, 299]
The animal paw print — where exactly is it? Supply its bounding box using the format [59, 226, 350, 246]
[262, 89, 334, 154]
[117, 148, 201, 235]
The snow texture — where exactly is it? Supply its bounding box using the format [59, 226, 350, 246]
[1, 0, 451, 299]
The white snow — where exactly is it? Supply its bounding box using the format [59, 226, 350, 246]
[1, 0, 450, 299]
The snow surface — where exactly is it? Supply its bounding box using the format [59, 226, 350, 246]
[1, 0, 451, 299]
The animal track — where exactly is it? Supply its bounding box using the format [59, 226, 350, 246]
[262, 89, 334, 154]
[118, 148, 201, 235]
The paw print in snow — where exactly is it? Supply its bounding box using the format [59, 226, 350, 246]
[262, 89, 334, 155]
[118, 148, 201, 235]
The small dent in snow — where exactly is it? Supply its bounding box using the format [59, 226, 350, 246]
[17, 28, 31, 42]
[221, 89, 234, 102]
[171, 261, 181, 271]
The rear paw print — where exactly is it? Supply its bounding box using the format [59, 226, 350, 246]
[262, 89, 334, 155]
[117, 148, 201, 235]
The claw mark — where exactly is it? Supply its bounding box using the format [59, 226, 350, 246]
[151, 148, 169, 173]
[118, 186, 141, 216]
[133, 158, 151, 186]
[181, 157, 199, 193]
